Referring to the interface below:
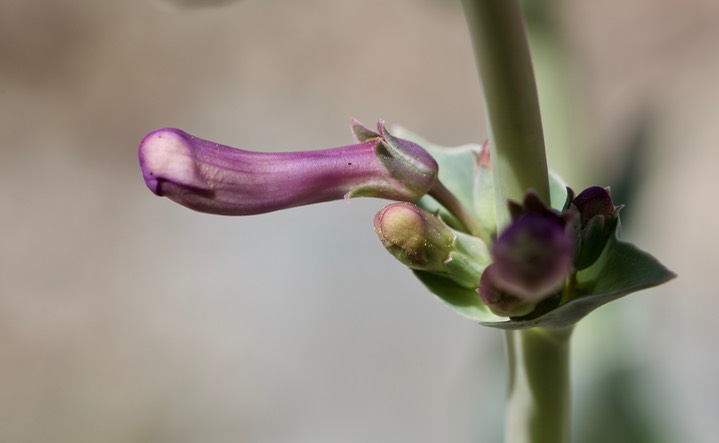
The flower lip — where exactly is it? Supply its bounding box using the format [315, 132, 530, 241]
[139, 128, 211, 196]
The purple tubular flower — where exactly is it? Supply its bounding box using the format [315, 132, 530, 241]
[138, 120, 438, 215]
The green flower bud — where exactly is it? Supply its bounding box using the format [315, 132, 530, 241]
[374, 202, 490, 288]
[374, 202, 454, 272]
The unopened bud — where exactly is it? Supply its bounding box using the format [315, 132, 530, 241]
[571, 186, 622, 269]
[478, 192, 574, 314]
[374, 202, 490, 287]
[491, 211, 574, 301]
[374, 202, 455, 272]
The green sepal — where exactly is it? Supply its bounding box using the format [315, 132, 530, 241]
[574, 216, 617, 270]
[350, 118, 381, 142]
[438, 230, 492, 288]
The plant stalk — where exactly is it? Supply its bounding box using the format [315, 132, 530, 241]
[461, 2, 570, 442]
[522, 0, 588, 188]
[461, 0, 550, 228]
[504, 327, 573, 443]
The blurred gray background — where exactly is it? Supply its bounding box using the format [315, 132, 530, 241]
[1, 0, 717, 442]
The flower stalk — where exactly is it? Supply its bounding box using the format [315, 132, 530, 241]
[428, 180, 488, 240]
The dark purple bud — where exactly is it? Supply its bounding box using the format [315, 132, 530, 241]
[478, 265, 537, 317]
[571, 186, 622, 269]
[138, 121, 438, 215]
[489, 211, 574, 301]
[572, 186, 617, 226]
[478, 191, 576, 309]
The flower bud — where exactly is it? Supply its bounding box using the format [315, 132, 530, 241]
[374, 202, 490, 287]
[571, 186, 622, 270]
[478, 192, 575, 314]
[490, 211, 574, 301]
[374, 202, 455, 272]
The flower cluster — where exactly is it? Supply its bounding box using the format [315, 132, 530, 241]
[475, 187, 621, 317]
[140, 120, 664, 325]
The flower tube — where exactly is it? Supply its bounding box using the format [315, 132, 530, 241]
[138, 120, 438, 215]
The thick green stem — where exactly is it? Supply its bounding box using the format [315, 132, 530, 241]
[505, 327, 572, 443]
[461, 3, 570, 442]
[522, 0, 588, 188]
[461, 0, 550, 228]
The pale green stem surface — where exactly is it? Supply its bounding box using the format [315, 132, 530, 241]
[522, 0, 589, 188]
[461, 2, 571, 443]
[461, 0, 550, 227]
[505, 327, 572, 443]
